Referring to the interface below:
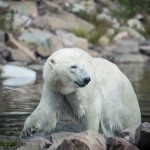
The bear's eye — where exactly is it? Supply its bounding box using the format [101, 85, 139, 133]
[70, 65, 77, 69]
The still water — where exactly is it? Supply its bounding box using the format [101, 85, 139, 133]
[0, 63, 149, 137]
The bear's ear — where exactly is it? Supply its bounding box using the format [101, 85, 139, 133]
[48, 58, 55, 67]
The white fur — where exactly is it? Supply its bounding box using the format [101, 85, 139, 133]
[23, 48, 141, 138]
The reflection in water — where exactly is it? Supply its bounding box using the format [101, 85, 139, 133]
[0, 64, 150, 137]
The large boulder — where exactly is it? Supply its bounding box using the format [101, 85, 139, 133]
[56, 30, 89, 50]
[31, 11, 94, 32]
[10, 1, 38, 18]
[18, 29, 63, 57]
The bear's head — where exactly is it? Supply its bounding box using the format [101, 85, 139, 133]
[44, 48, 91, 95]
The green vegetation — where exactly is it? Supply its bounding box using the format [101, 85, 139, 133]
[71, 28, 88, 39]
[72, 11, 111, 45]
[0, 139, 20, 149]
[113, 0, 150, 19]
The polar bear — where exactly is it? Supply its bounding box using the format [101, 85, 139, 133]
[21, 48, 141, 138]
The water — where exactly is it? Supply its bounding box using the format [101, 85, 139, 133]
[0, 63, 149, 137]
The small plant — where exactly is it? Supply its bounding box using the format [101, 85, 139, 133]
[71, 28, 88, 39]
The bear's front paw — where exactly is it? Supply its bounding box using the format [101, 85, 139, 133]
[20, 125, 39, 138]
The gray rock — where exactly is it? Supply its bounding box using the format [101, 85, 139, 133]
[56, 30, 89, 50]
[18, 29, 63, 56]
[71, 1, 97, 14]
[32, 10, 94, 32]
[120, 126, 138, 144]
[1, 64, 36, 86]
[127, 19, 145, 31]
[135, 122, 150, 150]
[0, 1, 9, 8]
[107, 137, 139, 150]
[16, 136, 52, 150]
[50, 130, 106, 150]
[10, 1, 38, 18]
[119, 27, 145, 42]
[140, 46, 150, 56]
[114, 54, 149, 63]
[17, 131, 106, 150]
[112, 40, 139, 55]
[10, 49, 33, 63]
[113, 31, 129, 42]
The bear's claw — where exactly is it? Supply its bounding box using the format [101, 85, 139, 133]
[20, 126, 38, 138]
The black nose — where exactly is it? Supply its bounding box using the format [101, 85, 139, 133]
[84, 77, 91, 84]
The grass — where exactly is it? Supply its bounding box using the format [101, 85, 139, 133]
[0, 139, 20, 149]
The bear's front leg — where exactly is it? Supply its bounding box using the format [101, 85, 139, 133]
[81, 107, 100, 132]
[21, 108, 49, 138]
[21, 84, 64, 138]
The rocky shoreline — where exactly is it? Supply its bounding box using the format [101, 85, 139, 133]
[0, 0, 150, 66]
[15, 122, 150, 150]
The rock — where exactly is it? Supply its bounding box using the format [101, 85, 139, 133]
[28, 64, 44, 72]
[56, 139, 90, 150]
[114, 54, 149, 63]
[106, 28, 115, 37]
[17, 131, 106, 150]
[120, 27, 145, 42]
[107, 137, 139, 150]
[140, 46, 150, 56]
[43, 0, 61, 12]
[98, 36, 110, 47]
[16, 136, 52, 150]
[19, 29, 63, 56]
[111, 18, 120, 29]
[31, 11, 94, 32]
[114, 31, 129, 42]
[45, 11, 94, 31]
[71, 1, 97, 14]
[120, 126, 138, 144]
[13, 14, 32, 30]
[127, 19, 145, 31]
[97, 13, 112, 22]
[86, 49, 99, 57]
[0, 42, 8, 52]
[11, 49, 32, 63]
[135, 122, 150, 150]
[112, 40, 139, 54]
[50, 130, 106, 150]
[10, 1, 38, 18]
[31, 16, 52, 30]
[135, 14, 144, 21]
[0, 1, 9, 8]
[56, 30, 89, 50]
[1, 64, 36, 86]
